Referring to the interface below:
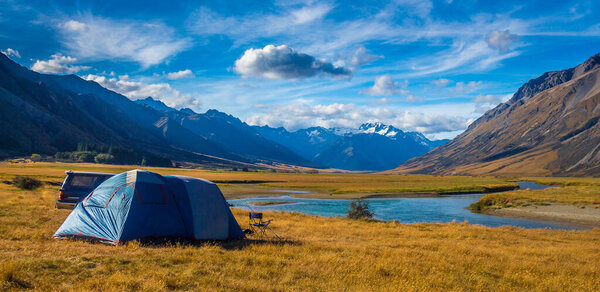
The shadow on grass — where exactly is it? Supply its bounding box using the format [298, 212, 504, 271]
[133, 237, 298, 250]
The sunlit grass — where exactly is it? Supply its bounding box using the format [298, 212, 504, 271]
[0, 163, 599, 290]
[471, 185, 600, 212]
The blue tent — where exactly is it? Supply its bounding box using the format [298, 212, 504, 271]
[54, 169, 244, 244]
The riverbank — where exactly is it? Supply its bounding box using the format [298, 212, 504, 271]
[487, 204, 600, 229]
[471, 183, 600, 228]
[249, 200, 292, 206]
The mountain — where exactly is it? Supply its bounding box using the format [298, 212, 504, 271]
[394, 52, 600, 176]
[136, 97, 176, 112]
[254, 126, 339, 160]
[169, 109, 316, 166]
[0, 52, 244, 165]
[314, 133, 431, 171]
[0, 52, 446, 171]
[357, 122, 449, 148]
[254, 123, 447, 171]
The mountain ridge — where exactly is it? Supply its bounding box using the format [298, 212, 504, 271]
[393, 52, 600, 176]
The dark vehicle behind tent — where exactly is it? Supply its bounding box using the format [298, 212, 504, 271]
[55, 171, 115, 209]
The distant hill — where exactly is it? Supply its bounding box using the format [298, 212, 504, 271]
[254, 122, 448, 171]
[394, 52, 600, 176]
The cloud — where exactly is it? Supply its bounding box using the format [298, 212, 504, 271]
[290, 3, 332, 24]
[363, 75, 405, 96]
[453, 81, 481, 94]
[189, 3, 332, 46]
[432, 78, 451, 87]
[61, 20, 86, 32]
[472, 94, 510, 113]
[485, 30, 519, 51]
[167, 69, 194, 80]
[245, 102, 468, 133]
[350, 46, 383, 67]
[405, 94, 424, 102]
[375, 98, 393, 104]
[31, 54, 90, 74]
[234, 44, 352, 80]
[1, 48, 20, 58]
[57, 16, 189, 67]
[394, 0, 433, 18]
[83, 74, 200, 110]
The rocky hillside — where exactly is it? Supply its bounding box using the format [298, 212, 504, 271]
[394, 53, 600, 176]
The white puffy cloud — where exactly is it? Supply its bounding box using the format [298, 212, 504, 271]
[31, 54, 90, 74]
[234, 44, 352, 80]
[363, 75, 406, 96]
[453, 81, 481, 94]
[83, 74, 200, 110]
[485, 30, 519, 51]
[167, 69, 194, 80]
[245, 102, 468, 133]
[350, 46, 383, 67]
[1, 48, 21, 58]
[432, 78, 451, 87]
[57, 16, 189, 67]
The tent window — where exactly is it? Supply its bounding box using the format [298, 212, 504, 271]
[131, 182, 167, 204]
[84, 185, 124, 208]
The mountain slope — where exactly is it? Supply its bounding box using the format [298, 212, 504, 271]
[394, 53, 600, 176]
[171, 109, 315, 166]
[254, 126, 339, 160]
[314, 133, 432, 171]
[0, 53, 238, 164]
[254, 123, 446, 171]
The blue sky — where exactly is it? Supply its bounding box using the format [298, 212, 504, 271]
[1, 0, 599, 139]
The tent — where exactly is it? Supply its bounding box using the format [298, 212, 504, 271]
[54, 169, 244, 244]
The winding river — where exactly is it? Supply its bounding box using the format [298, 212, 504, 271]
[229, 181, 579, 230]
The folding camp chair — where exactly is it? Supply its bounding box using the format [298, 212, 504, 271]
[249, 212, 281, 240]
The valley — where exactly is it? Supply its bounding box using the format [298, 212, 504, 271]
[0, 162, 599, 290]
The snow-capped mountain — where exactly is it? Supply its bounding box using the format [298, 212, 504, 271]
[254, 122, 448, 171]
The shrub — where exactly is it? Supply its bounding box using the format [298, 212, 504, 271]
[30, 154, 42, 162]
[94, 153, 115, 164]
[347, 199, 374, 219]
[12, 176, 42, 190]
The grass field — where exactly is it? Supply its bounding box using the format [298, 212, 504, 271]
[471, 178, 600, 212]
[0, 162, 518, 198]
[0, 167, 599, 290]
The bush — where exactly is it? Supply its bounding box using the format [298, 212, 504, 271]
[30, 154, 42, 162]
[94, 153, 115, 164]
[12, 176, 42, 190]
[347, 199, 374, 219]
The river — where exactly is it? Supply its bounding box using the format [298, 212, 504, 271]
[229, 181, 579, 229]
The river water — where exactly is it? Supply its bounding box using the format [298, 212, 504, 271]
[229, 181, 579, 230]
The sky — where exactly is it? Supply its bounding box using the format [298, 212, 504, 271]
[1, 0, 599, 139]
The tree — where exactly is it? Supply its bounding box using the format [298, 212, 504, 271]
[30, 154, 42, 162]
[347, 199, 374, 219]
[94, 153, 115, 164]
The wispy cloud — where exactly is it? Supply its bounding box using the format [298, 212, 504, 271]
[83, 74, 200, 110]
[57, 16, 189, 67]
[246, 101, 468, 133]
[31, 54, 90, 74]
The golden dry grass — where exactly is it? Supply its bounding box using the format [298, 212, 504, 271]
[0, 164, 599, 290]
